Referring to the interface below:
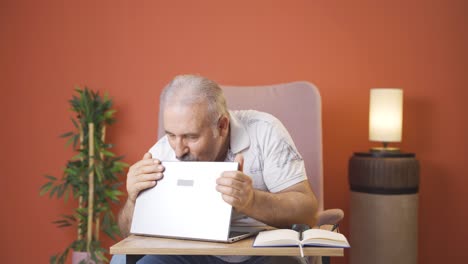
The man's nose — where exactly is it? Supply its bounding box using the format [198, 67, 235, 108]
[174, 138, 188, 157]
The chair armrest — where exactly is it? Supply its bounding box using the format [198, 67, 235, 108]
[316, 208, 344, 227]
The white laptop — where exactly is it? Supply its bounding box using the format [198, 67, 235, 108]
[130, 161, 265, 243]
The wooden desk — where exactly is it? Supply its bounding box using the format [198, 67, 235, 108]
[111, 235, 343, 263]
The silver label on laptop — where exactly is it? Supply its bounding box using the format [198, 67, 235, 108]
[177, 179, 194, 187]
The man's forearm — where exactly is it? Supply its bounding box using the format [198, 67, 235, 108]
[242, 189, 318, 228]
[118, 199, 135, 237]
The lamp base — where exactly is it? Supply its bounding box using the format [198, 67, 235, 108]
[370, 147, 400, 153]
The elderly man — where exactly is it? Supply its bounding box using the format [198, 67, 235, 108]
[112, 75, 318, 264]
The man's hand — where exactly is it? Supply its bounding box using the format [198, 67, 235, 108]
[216, 154, 255, 213]
[126, 152, 164, 203]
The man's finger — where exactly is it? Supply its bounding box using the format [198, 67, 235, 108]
[216, 185, 237, 196]
[216, 177, 244, 191]
[143, 152, 152, 160]
[129, 159, 160, 174]
[221, 193, 240, 206]
[219, 172, 251, 184]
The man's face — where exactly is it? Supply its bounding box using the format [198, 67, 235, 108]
[163, 102, 228, 161]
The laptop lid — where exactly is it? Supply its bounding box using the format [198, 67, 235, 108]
[130, 161, 238, 242]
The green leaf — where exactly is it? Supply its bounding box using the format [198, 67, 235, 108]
[52, 219, 69, 224]
[76, 207, 87, 214]
[61, 214, 76, 222]
[71, 117, 79, 129]
[71, 152, 84, 161]
[101, 149, 115, 157]
[57, 223, 72, 228]
[57, 247, 70, 264]
[56, 184, 65, 198]
[49, 185, 58, 198]
[39, 182, 53, 196]
[113, 189, 124, 196]
[59, 131, 73, 138]
[45, 175, 57, 181]
[114, 161, 129, 168]
[49, 254, 57, 264]
[64, 167, 78, 176]
[64, 187, 70, 203]
[104, 109, 116, 119]
[105, 189, 124, 202]
[64, 135, 74, 147]
[95, 165, 104, 182]
[52, 219, 73, 228]
[95, 250, 107, 262]
[72, 134, 80, 149]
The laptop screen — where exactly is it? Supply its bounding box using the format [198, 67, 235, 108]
[131, 161, 238, 242]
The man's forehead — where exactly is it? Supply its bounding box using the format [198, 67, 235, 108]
[163, 103, 211, 132]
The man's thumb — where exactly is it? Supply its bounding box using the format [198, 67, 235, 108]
[143, 152, 152, 159]
[234, 154, 244, 172]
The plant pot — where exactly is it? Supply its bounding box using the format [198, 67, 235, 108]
[72, 251, 96, 264]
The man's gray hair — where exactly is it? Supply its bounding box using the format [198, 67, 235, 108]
[161, 74, 229, 124]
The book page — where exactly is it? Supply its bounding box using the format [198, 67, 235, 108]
[253, 229, 300, 246]
[302, 229, 350, 248]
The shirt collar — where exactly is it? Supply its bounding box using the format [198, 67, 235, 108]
[228, 110, 250, 154]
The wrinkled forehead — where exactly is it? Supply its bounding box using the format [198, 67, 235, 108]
[163, 102, 212, 133]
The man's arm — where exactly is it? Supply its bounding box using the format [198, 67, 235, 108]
[216, 154, 318, 228]
[218, 175, 318, 228]
[117, 153, 164, 237]
[118, 199, 136, 237]
[246, 181, 318, 228]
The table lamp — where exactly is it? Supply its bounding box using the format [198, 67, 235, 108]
[369, 88, 403, 153]
[348, 88, 420, 264]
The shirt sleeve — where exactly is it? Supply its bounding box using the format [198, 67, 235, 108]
[260, 118, 308, 193]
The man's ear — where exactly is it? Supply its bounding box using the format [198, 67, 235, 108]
[218, 115, 230, 136]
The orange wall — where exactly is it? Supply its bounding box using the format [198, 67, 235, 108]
[1, 0, 467, 263]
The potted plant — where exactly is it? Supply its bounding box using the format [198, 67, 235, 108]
[40, 87, 128, 263]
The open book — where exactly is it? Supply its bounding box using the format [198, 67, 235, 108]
[253, 228, 350, 256]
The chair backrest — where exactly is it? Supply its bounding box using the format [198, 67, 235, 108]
[157, 81, 324, 211]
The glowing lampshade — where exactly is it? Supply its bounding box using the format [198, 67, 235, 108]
[369, 88, 403, 143]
